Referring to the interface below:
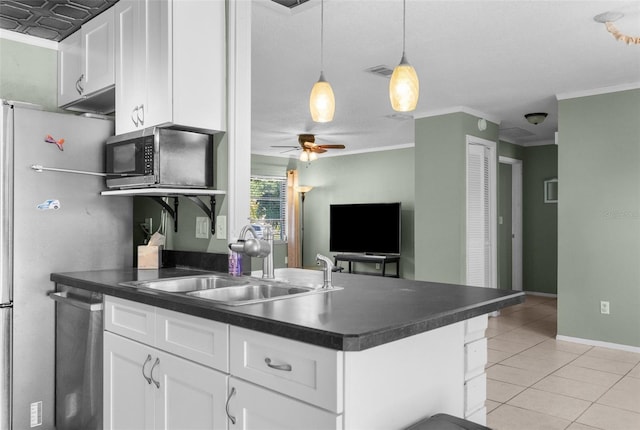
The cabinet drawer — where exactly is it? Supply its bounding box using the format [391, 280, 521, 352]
[228, 377, 342, 430]
[465, 337, 487, 379]
[105, 296, 155, 345]
[230, 326, 343, 413]
[155, 307, 229, 372]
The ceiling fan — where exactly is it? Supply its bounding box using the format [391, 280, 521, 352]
[272, 134, 346, 161]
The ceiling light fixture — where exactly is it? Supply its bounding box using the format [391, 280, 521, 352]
[389, 0, 419, 112]
[299, 149, 318, 162]
[524, 112, 548, 125]
[594, 12, 640, 45]
[309, 0, 335, 122]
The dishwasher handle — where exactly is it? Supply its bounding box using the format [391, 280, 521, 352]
[49, 291, 103, 312]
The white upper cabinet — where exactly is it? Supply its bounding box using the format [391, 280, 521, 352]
[115, 0, 226, 135]
[57, 8, 115, 113]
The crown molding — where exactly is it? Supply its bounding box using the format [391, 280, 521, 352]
[556, 82, 640, 100]
[414, 106, 501, 125]
[0, 29, 58, 50]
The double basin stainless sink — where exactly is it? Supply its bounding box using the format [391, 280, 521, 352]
[119, 270, 338, 306]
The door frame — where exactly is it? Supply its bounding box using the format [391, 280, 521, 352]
[465, 135, 498, 289]
[499, 156, 523, 291]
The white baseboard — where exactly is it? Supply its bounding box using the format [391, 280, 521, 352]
[556, 335, 640, 354]
[525, 291, 558, 298]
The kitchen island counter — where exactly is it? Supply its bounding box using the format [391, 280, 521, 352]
[51, 267, 523, 352]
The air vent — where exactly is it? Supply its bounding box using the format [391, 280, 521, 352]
[366, 65, 395, 78]
[386, 113, 413, 121]
[270, 0, 311, 9]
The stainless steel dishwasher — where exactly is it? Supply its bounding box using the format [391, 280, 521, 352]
[50, 285, 103, 430]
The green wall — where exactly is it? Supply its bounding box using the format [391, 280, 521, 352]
[523, 145, 558, 294]
[253, 149, 416, 279]
[0, 38, 60, 110]
[414, 112, 499, 284]
[558, 88, 640, 347]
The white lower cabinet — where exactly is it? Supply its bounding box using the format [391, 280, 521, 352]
[104, 332, 228, 430]
[227, 377, 342, 430]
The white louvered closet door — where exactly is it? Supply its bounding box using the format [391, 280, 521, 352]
[467, 143, 493, 288]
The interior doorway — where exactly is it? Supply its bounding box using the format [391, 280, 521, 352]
[498, 156, 523, 291]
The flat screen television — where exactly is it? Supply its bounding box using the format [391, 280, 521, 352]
[329, 202, 401, 255]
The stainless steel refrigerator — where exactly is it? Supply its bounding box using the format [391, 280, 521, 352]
[0, 100, 132, 430]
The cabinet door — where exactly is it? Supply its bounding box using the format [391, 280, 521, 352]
[104, 332, 154, 430]
[58, 30, 83, 107]
[227, 378, 341, 430]
[82, 7, 115, 95]
[115, 0, 145, 134]
[144, 0, 172, 129]
[155, 350, 228, 430]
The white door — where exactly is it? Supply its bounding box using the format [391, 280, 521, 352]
[227, 378, 341, 430]
[466, 138, 497, 288]
[114, 0, 145, 134]
[57, 31, 83, 106]
[156, 350, 228, 430]
[103, 332, 154, 430]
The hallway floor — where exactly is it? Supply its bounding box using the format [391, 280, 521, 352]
[485, 295, 640, 430]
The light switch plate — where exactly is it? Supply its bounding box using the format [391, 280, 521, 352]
[195, 217, 209, 239]
[216, 215, 227, 239]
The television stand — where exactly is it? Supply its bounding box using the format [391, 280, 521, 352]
[334, 254, 400, 278]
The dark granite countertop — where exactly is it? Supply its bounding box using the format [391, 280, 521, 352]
[50, 268, 524, 351]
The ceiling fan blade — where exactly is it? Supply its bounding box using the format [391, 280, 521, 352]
[271, 145, 299, 148]
[318, 144, 346, 149]
[310, 147, 327, 153]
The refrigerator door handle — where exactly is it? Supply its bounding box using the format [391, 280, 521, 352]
[49, 292, 103, 312]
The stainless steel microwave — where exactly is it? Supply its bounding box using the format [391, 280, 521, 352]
[105, 127, 214, 189]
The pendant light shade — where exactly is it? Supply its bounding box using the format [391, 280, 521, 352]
[390, 53, 419, 111]
[309, 0, 335, 123]
[310, 72, 335, 122]
[390, 0, 419, 112]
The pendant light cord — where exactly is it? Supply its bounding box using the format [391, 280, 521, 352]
[320, 0, 325, 73]
[402, 0, 406, 54]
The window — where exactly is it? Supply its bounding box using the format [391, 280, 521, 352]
[250, 176, 287, 241]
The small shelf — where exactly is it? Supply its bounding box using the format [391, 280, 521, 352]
[101, 188, 226, 234]
[101, 188, 226, 197]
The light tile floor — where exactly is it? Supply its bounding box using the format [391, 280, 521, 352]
[485, 295, 640, 430]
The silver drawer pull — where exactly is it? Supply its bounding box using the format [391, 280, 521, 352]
[141, 354, 152, 384]
[264, 357, 292, 372]
[226, 387, 236, 425]
[150, 357, 160, 389]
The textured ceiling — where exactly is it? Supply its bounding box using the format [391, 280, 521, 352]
[0, 0, 118, 42]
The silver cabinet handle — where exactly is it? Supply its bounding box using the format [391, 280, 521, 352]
[131, 106, 138, 127]
[225, 387, 236, 425]
[141, 354, 152, 384]
[138, 104, 145, 126]
[49, 291, 103, 312]
[264, 357, 292, 372]
[75, 74, 84, 95]
[150, 357, 160, 388]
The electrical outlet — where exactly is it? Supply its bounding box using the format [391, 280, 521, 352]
[195, 217, 209, 239]
[375, 263, 381, 270]
[216, 215, 227, 240]
[600, 301, 610, 315]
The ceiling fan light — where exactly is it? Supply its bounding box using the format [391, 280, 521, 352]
[299, 150, 310, 162]
[389, 54, 419, 112]
[310, 72, 335, 123]
[309, 151, 318, 161]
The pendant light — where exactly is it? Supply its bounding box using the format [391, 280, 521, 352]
[309, 0, 335, 122]
[389, 0, 419, 112]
